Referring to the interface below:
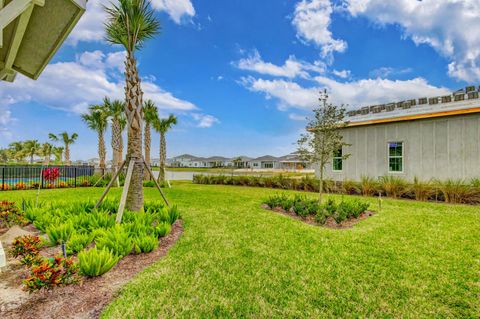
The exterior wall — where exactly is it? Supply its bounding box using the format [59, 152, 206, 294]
[321, 113, 480, 181]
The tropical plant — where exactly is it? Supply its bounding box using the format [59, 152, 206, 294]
[40, 142, 54, 165]
[46, 222, 75, 245]
[9, 141, 25, 162]
[412, 177, 434, 201]
[95, 225, 133, 257]
[105, 98, 127, 179]
[78, 247, 120, 277]
[105, 0, 161, 211]
[49, 132, 78, 165]
[23, 256, 79, 292]
[66, 232, 92, 256]
[23, 140, 41, 164]
[379, 176, 408, 198]
[143, 99, 159, 178]
[297, 89, 349, 203]
[133, 234, 158, 254]
[52, 146, 64, 163]
[153, 114, 177, 183]
[82, 105, 109, 170]
[360, 175, 378, 196]
[436, 179, 480, 204]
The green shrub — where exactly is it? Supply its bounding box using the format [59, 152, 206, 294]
[471, 178, 480, 188]
[95, 225, 133, 257]
[292, 195, 318, 217]
[143, 180, 156, 187]
[334, 199, 370, 223]
[66, 232, 92, 255]
[78, 247, 120, 277]
[24, 256, 79, 291]
[154, 222, 171, 238]
[341, 179, 360, 195]
[133, 235, 159, 254]
[167, 205, 180, 225]
[46, 222, 74, 245]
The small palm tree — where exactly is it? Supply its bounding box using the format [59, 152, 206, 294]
[153, 115, 177, 183]
[8, 141, 25, 162]
[53, 146, 64, 163]
[23, 140, 41, 164]
[40, 143, 54, 165]
[49, 132, 78, 165]
[105, 0, 160, 211]
[82, 105, 109, 170]
[143, 99, 159, 176]
[105, 98, 126, 176]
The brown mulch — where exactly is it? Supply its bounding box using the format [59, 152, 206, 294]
[1, 220, 183, 319]
[263, 205, 375, 229]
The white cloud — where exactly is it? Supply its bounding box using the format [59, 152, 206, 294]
[68, 0, 196, 44]
[241, 76, 449, 111]
[288, 113, 307, 121]
[344, 0, 480, 82]
[0, 50, 197, 114]
[332, 69, 350, 78]
[235, 49, 326, 79]
[368, 67, 413, 79]
[151, 0, 195, 24]
[292, 0, 347, 58]
[191, 113, 220, 128]
[0, 106, 13, 138]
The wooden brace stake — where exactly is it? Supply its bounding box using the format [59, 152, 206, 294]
[94, 160, 126, 209]
[115, 159, 135, 223]
[142, 157, 169, 207]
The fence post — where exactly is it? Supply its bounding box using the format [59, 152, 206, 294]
[74, 167, 77, 188]
[1, 167, 4, 191]
[41, 168, 44, 189]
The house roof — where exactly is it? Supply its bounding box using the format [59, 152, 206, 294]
[253, 155, 279, 162]
[345, 86, 480, 127]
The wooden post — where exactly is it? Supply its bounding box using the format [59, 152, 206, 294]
[94, 160, 126, 209]
[142, 157, 169, 207]
[115, 159, 135, 223]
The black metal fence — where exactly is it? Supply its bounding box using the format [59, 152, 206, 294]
[0, 165, 95, 191]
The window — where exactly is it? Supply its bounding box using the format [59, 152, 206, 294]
[388, 142, 403, 172]
[333, 148, 343, 171]
[263, 162, 273, 169]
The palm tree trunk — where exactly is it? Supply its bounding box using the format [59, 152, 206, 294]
[99, 132, 106, 170]
[144, 122, 151, 179]
[125, 53, 144, 212]
[159, 132, 166, 183]
[44, 155, 50, 166]
[65, 144, 70, 165]
[111, 119, 122, 177]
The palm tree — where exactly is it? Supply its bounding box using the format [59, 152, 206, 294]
[23, 140, 41, 164]
[53, 147, 64, 164]
[153, 115, 177, 183]
[0, 148, 9, 163]
[143, 99, 158, 177]
[105, 98, 127, 177]
[40, 143, 54, 165]
[8, 142, 25, 162]
[82, 105, 109, 170]
[49, 132, 78, 165]
[105, 0, 160, 211]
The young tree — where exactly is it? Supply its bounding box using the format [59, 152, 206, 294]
[143, 99, 159, 177]
[297, 90, 349, 204]
[53, 147, 64, 164]
[105, 98, 127, 178]
[152, 115, 177, 183]
[82, 105, 109, 170]
[9, 141, 25, 162]
[105, 0, 160, 211]
[49, 132, 78, 165]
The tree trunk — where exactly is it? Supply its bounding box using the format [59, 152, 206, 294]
[65, 145, 70, 165]
[144, 122, 151, 179]
[99, 132, 106, 170]
[158, 132, 166, 183]
[124, 53, 144, 212]
[30, 154, 34, 164]
[44, 155, 50, 166]
[318, 162, 324, 204]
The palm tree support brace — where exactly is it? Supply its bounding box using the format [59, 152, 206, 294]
[94, 157, 169, 224]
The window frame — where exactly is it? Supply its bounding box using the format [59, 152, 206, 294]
[387, 141, 404, 173]
[332, 147, 343, 172]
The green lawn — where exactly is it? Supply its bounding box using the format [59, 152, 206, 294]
[3, 183, 479, 318]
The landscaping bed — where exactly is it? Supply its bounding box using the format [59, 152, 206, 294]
[0, 199, 183, 318]
[262, 194, 374, 228]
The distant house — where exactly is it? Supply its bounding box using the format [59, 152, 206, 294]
[232, 156, 252, 168]
[278, 153, 309, 170]
[250, 155, 280, 169]
[321, 86, 480, 181]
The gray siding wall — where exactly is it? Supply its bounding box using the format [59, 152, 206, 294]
[321, 113, 480, 181]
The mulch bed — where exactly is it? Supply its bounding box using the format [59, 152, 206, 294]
[262, 205, 375, 229]
[1, 220, 183, 319]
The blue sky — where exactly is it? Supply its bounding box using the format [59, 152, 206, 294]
[1, 0, 478, 160]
